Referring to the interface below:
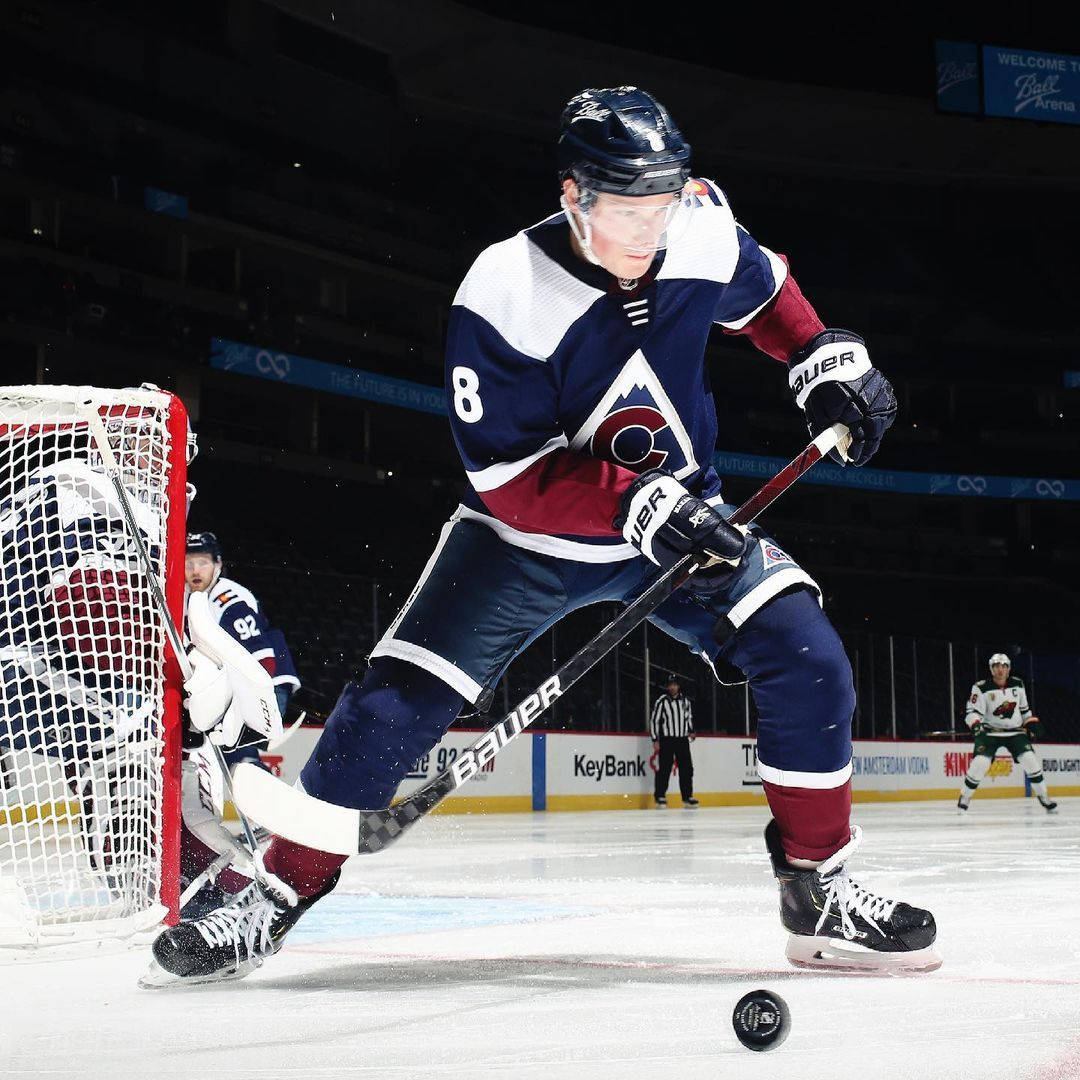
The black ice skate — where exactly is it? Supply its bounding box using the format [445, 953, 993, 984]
[765, 819, 941, 972]
[1038, 796, 1058, 813]
[139, 863, 339, 988]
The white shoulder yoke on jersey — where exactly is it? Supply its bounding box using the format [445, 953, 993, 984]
[452, 218, 604, 362]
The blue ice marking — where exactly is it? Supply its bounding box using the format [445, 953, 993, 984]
[288, 895, 600, 944]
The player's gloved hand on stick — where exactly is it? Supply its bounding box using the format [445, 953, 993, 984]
[788, 329, 897, 466]
[183, 592, 284, 751]
[1023, 717, 1043, 740]
[615, 471, 748, 585]
[969, 721, 988, 737]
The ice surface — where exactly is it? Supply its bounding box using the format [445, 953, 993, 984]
[2, 799, 1078, 1079]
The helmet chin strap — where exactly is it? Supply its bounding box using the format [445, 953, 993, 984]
[560, 194, 603, 267]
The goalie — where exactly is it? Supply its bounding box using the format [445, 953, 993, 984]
[0, 412, 282, 919]
[176, 530, 300, 916]
[0, 425, 181, 889]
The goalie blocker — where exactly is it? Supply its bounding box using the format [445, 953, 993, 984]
[183, 591, 284, 752]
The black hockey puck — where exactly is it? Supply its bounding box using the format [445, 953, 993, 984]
[732, 989, 790, 1051]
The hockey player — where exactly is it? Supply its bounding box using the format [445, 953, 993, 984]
[178, 531, 300, 914]
[147, 86, 937, 986]
[957, 653, 1057, 814]
[184, 531, 299, 722]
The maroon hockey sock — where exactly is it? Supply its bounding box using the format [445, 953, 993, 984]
[762, 778, 851, 863]
[263, 835, 347, 898]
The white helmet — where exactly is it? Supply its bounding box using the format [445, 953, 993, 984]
[989, 653, 1010, 669]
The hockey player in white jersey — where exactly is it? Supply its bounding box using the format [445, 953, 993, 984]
[957, 653, 1057, 813]
[178, 531, 300, 915]
[146, 86, 939, 986]
[184, 531, 298, 720]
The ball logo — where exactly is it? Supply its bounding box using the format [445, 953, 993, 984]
[571, 99, 610, 123]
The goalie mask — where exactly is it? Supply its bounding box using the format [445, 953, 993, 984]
[557, 87, 694, 266]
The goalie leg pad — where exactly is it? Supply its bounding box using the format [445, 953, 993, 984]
[179, 759, 253, 895]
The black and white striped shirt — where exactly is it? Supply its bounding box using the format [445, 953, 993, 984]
[650, 693, 694, 739]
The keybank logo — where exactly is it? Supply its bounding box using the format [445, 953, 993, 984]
[573, 754, 646, 783]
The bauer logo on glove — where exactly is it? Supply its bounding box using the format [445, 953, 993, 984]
[788, 329, 897, 467]
[615, 471, 748, 573]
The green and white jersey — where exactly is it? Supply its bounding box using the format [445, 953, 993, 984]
[965, 676, 1031, 734]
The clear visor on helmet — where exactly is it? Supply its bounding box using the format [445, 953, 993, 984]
[584, 190, 690, 254]
[569, 186, 694, 257]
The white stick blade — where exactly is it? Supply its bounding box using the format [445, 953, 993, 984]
[231, 764, 359, 856]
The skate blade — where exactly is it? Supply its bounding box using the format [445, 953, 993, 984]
[786, 934, 943, 974]
[138, 955, 263, 990]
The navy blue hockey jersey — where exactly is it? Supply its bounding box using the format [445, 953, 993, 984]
[445, 178, 815, 563]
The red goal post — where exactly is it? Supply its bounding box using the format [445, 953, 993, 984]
[0, 384, 185, 946]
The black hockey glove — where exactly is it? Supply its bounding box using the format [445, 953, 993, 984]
[788, 329, 897, 466]
[969, 721, 989, 738]
[615, 471, 749, 585]
[1023, 718, 1043, 741]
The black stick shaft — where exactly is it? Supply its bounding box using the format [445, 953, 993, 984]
[353, 425, 841, 854]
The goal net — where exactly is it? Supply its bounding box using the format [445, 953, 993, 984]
[0, 385, 184, 946]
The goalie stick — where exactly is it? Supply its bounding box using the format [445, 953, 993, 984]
[82, 405, 262, 856]
[232, 423, 850, 856]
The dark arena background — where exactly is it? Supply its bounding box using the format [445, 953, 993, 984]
[1, 3, 1079, 1075]
[2, 2, 1078, 736]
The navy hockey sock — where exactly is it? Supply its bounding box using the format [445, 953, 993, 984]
[720, 588, 854, 861]
[300, 658, 464, 811]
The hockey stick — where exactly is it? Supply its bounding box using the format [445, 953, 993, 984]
[232, 423, 849, 856]
[177, 849, 238, 911]
[81, 405, 261, 856]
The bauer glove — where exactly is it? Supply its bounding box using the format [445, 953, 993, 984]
[789, 329, 897, 466]
[615, 471, 748, 580]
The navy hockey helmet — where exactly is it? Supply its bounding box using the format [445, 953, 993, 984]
[557, 87, 692, 199]
[186, 531, 222, 562]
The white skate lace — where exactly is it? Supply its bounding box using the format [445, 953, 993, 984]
[816, 873, 898, 940]
[194, 883, 281, 963]
[812, 825, 898, 940]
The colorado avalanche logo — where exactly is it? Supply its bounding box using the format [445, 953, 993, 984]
[570, 351, 698, 480]
[591, 406, 670, 471]
[763, 543, 793, 565]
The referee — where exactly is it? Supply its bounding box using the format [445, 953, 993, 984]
[650, 673, 698, 807]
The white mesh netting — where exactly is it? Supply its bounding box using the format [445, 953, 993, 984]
[0, 385, 181, 946]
